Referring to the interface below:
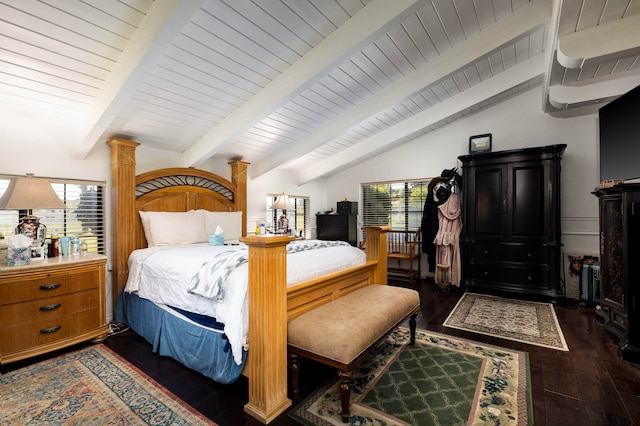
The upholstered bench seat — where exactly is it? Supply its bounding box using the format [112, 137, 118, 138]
[287, 284, 420, 422]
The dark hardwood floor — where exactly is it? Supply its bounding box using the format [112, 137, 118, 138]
[5, 279, 640, 425]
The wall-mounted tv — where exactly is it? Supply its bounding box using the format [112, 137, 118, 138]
[599, 84, 640, 183]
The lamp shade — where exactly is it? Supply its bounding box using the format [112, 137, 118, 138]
[269, 193, 292, 210]
[0, 174, 66, 210]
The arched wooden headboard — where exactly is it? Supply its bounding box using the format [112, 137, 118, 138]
[107, 139, 249, 309]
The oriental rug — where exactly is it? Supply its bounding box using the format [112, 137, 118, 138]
[444, 293, 569, 351]
[0, 344, 216, 425]
[290, 327, 532, 425]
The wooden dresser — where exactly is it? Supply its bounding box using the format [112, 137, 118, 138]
[0, 253, 108, 364]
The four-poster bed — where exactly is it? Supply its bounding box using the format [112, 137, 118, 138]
[107, 139, 388, 423]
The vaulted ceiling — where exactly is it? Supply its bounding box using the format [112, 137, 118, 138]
[2, 0, 639, 183]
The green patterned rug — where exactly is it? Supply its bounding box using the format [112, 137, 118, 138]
[443, 293, 569, 351]
[290, 327, 532, 425]
[0, 344, 216, 425]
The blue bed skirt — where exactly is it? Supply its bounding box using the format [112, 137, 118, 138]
[115, 291, 246, 384]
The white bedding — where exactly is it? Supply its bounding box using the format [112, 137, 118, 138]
[124, 241, 366, 365]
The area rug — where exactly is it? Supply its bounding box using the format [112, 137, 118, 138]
[0, 344, 216, 425]
[290, 327, 532, 425]
[443, 293, 569, 351]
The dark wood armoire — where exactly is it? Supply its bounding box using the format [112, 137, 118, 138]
[593, 183, 640, 363]
[458, 144, 566, 299]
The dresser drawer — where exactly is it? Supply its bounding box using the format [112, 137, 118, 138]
[0, 269, 98, 304]
[0, 289, 99, 328]
[471, 243, 550, 264]
[0, 309, 101, 354]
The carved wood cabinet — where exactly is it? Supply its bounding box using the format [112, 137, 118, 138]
[0, 253, 108, 364]
[593, 184, 640, 363]
[458, 145, 566, 299]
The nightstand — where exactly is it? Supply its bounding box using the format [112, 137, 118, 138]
[0, 253, 108, 365]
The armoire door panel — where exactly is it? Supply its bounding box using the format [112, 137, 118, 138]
[473, 167, 504, 238]
[600, 196, 624, 306]
[511, 164, 545, 238]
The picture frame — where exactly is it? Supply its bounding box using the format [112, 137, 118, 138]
[469, 133, 492, 153]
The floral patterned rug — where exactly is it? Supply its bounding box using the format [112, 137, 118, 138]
[0, 344, 216, 425]
[289, 327, 532, 425]
[443, 293, 569, 351]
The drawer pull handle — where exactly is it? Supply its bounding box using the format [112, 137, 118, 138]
[40, 283, 61, 291]
[527, 252, 533, 258]
[40, 325, 62, 334]
[483, 250, 488, 255]
[40, 303, 61, 311]
[527, 275, 533, 281]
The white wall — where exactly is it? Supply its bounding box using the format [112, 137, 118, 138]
[325, 87, 601, 274]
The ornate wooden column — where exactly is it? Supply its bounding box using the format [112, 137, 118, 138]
[107, 139, 140, 309]
[240, 234, 295, 423]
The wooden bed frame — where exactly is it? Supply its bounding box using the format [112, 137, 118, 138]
[107, 139, 388, 423]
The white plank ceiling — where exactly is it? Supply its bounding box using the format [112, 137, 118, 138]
[1, 0, 639, 183]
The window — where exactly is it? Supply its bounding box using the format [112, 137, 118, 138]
[266, 194, 309, 238]
[361, 179, 430, 232]
[0, 176, 105, 254]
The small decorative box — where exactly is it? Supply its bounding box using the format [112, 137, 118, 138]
[7, 247, 31, 266]
[30, 246, 45, 261]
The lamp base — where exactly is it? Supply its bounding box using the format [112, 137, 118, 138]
[278, 215, 289, 234]
[15, 215, 47, 246]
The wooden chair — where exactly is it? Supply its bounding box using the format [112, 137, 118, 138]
[387, 229, 421, 284]
[361, 229, 421, 284]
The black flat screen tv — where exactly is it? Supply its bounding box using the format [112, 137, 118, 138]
[599, 84, 640, 183]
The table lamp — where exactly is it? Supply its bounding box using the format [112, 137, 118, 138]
[270, 193, 292, 233]
[0, 174, 67, 246]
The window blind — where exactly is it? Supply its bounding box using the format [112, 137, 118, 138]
[360, 179, 430, 231]
[0, 177, 105, 254]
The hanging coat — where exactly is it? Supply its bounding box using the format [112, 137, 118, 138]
[433, 193, 463, 286]
[421, 177, 448, 272]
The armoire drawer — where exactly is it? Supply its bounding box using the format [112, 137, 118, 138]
[468, 261, 551, 288]
[471, 243, 550, 265]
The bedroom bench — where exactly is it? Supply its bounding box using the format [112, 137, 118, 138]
[287, 284, 420, 423]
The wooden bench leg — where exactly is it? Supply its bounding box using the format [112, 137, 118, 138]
[410, 312, 417, 345]
[337, 369, 353, 423]
[288, 352, 301, 400]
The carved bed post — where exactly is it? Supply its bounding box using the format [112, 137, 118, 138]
[229, 160, 249, 238]
[107, 139, 140, 309]
[240, 234, 295, 423]
[363, 226, 389, 284]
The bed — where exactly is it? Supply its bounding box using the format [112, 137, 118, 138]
[107, 139, 388, 423]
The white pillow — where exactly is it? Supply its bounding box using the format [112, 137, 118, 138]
[202, 210, 243, 241]
[139, 210, 207, 247]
